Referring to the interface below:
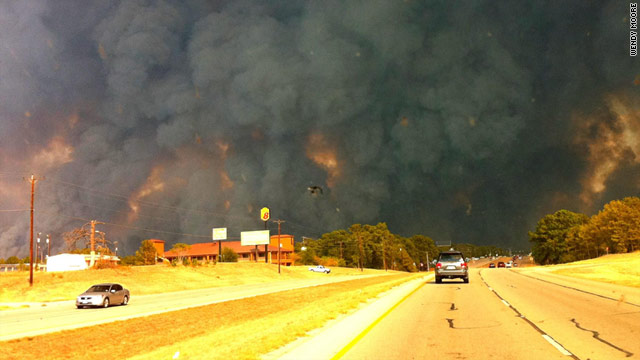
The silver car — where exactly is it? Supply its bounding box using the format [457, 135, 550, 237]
[435, 251, 469, 283]
[76, 283, 130, 308]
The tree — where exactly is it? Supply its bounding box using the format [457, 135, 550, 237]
[6, 256, 20, 264]
[170, 243, 191, 263]
[410, 235, 438, 270]
[63, 222, 112, 254]
[135, 240, 157, 265]
[529, 210, 589, 265]
[582, 197, 640, 254]
[221, 247, 238, 262]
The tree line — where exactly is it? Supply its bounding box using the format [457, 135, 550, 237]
[530, 196, 640, 265]
[297, 222, 505, 272]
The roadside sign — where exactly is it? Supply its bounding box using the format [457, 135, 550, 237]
[241, 230, 270, 246]
[212, 228, 227, 240]
[260, 207, 270, 221]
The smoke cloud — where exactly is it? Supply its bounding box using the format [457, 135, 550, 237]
[1, 0, 638, 257]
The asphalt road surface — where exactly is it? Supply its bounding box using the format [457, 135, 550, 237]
[336, 268, 640, 360]
[0, 274, 382, 341]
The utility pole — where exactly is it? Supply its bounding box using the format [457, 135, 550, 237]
[26, 175, 43, 286]
[357, 233, 364, 272]
[382, 236, 387, 272]
[89, 220, 104, 267]
[36, 233, 41, 269]
[46, 234, 50, 258]
[273, 219, 285, 274]
[264, 219, 268, 263]
[426, 252, 430, 272]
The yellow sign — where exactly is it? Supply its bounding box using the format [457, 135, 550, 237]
[260, 207, 270, 221]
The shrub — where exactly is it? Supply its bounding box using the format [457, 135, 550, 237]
[221, 247, 238, 262]
[95, 260, 118, 269]
[316, 256, 339, 267]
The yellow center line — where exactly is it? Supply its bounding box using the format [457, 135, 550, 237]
[331, 275, 432, 360]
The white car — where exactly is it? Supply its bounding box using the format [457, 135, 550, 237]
[309, 265, 331, 273]
[506, 261, 513, 268]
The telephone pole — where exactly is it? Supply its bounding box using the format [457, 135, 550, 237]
[89, 220, 104, 267]
[273, 219, 285, 274]
[26, 175, 43, 286]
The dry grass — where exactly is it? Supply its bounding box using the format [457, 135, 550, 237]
[0, 263, 385, 303]
[549, 251, 640, 288]
[1, 272, 422, 360]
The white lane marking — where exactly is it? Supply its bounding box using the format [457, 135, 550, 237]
[501, 299, 510, 307]
[488, 287, 494, 291]
[542, 334, 573, 356]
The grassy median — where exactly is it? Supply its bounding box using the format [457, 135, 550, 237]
[2, 272, 423, 360]
[0, 262, 386, 304]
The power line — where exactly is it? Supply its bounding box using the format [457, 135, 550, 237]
[44, 177, 248, 221]
[36, 191, 175, 222]
[37, 209, 212, 239]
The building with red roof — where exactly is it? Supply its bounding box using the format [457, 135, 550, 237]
[161, 234, 295, 265]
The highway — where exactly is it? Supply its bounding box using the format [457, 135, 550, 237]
[0, 274, 384, 341]
[278, 267, 640, 360]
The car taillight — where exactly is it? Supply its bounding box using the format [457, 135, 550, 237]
[462, 262, 468, 268]
[436, 262, 442, 269]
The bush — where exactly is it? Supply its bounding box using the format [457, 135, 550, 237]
[315, 256, 339, 267]
[95, 260, 118, 269]
[6, 256, 21, 264]
[221, 247, 238, 262]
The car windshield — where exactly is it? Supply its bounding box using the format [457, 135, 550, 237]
[439, 254, 463, 262]
[87, 285, 110, 292]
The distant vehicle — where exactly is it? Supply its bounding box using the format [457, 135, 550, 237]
[309, 265, 331, 273]
[497, 262, 506, 268]
[435, 250, 469, 283]
[489, 263, 496, 268]
[513, 262, 519, 267]
[506, 261, 512, 268]
[76, 283, 129, 309]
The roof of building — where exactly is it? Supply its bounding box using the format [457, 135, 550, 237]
[164, 240, 291, 258]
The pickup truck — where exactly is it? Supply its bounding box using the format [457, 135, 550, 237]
[309, 265, 331, 273]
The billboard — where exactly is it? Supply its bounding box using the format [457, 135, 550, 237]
[212, 228, 227, 240]
[241, 230, 270, 246]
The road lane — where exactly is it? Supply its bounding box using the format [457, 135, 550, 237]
[481, 269, 640, 359]
[338, 269, 567, 360]
[0, 274, 384, 341]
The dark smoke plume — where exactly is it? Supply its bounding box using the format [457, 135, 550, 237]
[1, 0, 638, 257]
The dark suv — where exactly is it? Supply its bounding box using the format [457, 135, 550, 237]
[435, 250, 469, 283]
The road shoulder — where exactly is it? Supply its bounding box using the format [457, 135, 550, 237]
[264, 273, 433, 360]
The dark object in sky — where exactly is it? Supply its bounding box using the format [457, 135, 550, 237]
[307, 186, 323, 195]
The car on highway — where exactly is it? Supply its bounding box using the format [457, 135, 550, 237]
[497, 261, 506, 268]
[76, 283, 130, 308]
[435, 250, 469, 283]
[309, 265, 331, 273]
[489, 263, 496, 268]
[506, 261, 512, 268]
